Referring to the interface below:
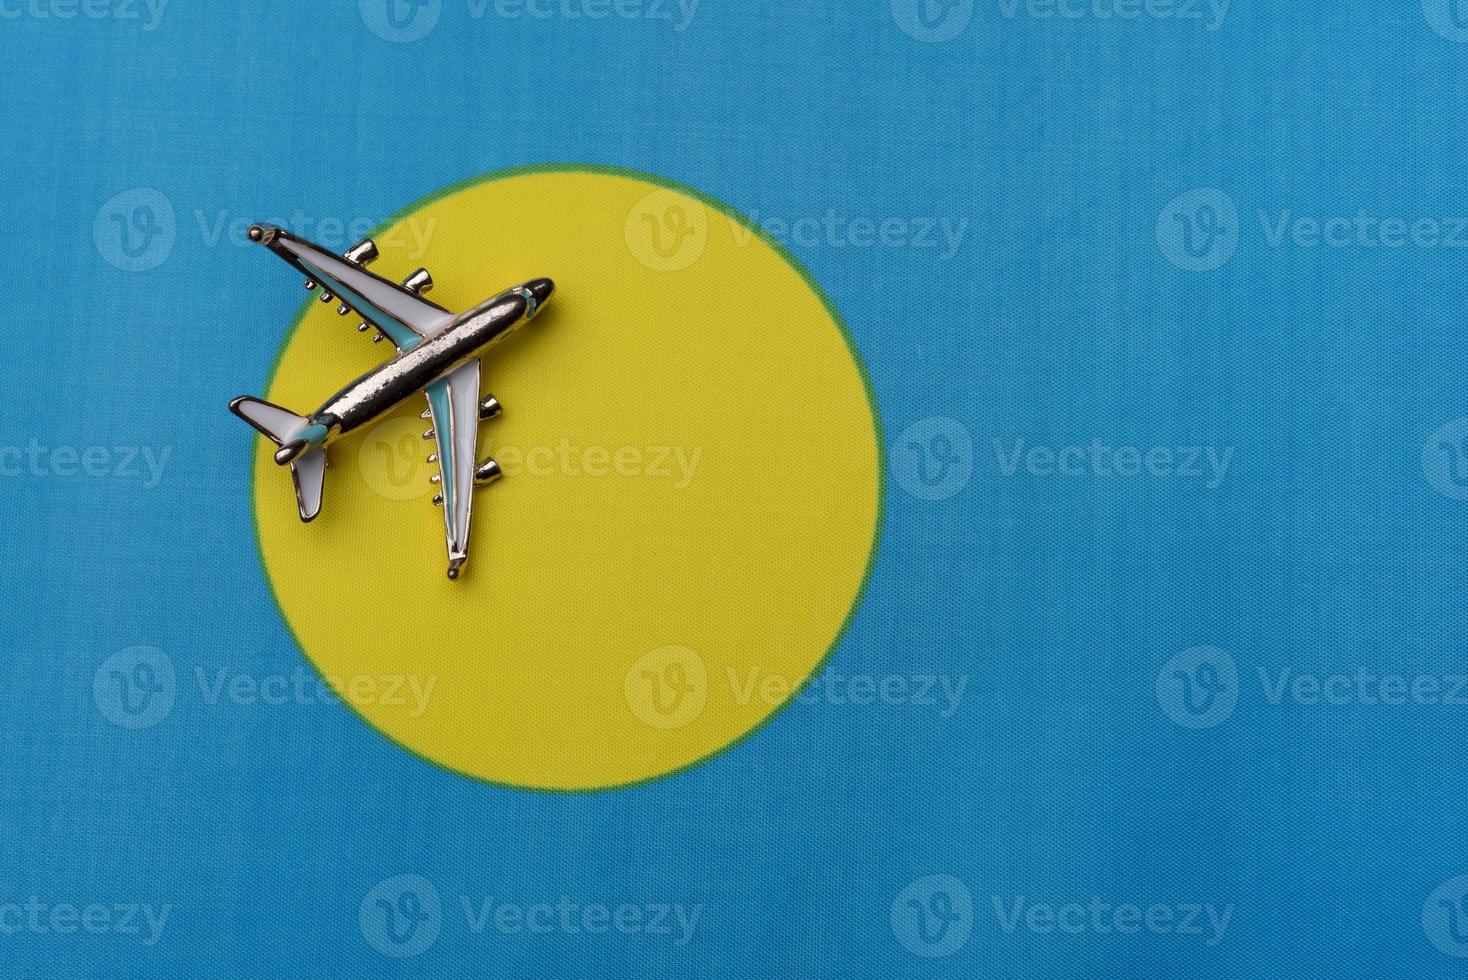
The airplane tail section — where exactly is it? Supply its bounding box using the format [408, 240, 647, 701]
[286, 447, 327, 524]
[228, 395, 328, 522]
[229, 395, 308, 444]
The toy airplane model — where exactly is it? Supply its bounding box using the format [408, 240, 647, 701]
[230, 224, 553, 580]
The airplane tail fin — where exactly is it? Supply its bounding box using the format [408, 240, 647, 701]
[228, 396, 327, 523]
[285, 448, 327, 523]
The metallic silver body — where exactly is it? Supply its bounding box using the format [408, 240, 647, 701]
[230, 223, 553, 579]
[311, 290, 528, 441]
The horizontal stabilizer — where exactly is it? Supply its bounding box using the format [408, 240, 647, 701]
[229, 396, 308, 446]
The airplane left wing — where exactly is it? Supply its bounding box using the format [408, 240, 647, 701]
[424, 359, 483, 579]
[248, 224, 456, 350]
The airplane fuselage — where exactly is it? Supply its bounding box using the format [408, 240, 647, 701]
[308, 289, 531, 443]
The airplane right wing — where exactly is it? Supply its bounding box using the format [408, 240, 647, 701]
[424, 359, 483, 579]
[248, 224, 456, 350]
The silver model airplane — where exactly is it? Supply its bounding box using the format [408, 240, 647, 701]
[230, 224, 553, 580]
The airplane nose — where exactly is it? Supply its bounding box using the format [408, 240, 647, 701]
[516, 278, 554, 320]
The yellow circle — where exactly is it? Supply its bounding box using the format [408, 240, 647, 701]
[253, 166, 883, 791]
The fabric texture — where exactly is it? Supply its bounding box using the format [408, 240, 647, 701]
[3, 2, 1467, 976]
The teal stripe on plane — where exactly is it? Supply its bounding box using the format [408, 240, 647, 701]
[425, 379, 454, 523]
[299, 423, 329, 447]
[333, 282, 423, 350]
[379, 321, 423, 350]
